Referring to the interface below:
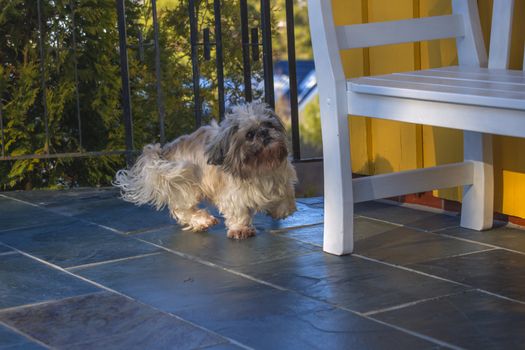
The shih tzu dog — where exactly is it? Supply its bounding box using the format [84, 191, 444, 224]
[114, 102, 297, 239]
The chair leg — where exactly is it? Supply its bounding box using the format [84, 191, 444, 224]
[320, 92, 354, 255]
[461, 131, 494, 230]
[323, 164, 354, 255]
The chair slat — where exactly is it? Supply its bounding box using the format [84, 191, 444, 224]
[452, 0, 488, 66]
[402, 69, 525, 84]
[336, 15, 464, 50]
[348, 76, 525, 110]
[353, 162, 474, 203]
[386, 73, 525, 93]
[433, 66, 525, 77]
[403, 69, 525, 84]
[488, 0, 515, 69]
[347, 91, 525, 139]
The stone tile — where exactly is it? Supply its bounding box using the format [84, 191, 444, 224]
[198, 201, 324, 232]
[51, 197, 175, 233]
[136, 224, 318, 268]
[309, 203, 324, 209]
[0, 253, 99, 309]
[182, 294, 438, 350]
[10, 188, 323, 234]
[355, 201, 460, 231]
[274, 224, 324, 246]
[252, 202, 324, 230]
[74, 254, 436, 349]
[0, 292, 225, 349]
[0, 220, 160, 268]
[236, 252, 467, 313]
[277, 217, 406, 247]
[439, 225, 525, 253]
[5, 189, 168, 234]
[373, 290, 525, 350]
[0, 244, 11, 254]
[409, 249, 525, 302]
[198, 343, 244, 350]
[74, 252, 276, 312]
[0, 196, 68, 233]
[354, 220, 488, 266]
[275, 216, 486, 266]
[296, 197, 324, 206]
[4, 188, 117, 207]
[0, 324, 46, 349]
[353, 216, 406, 240]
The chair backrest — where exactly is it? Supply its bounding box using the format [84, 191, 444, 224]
[308, 0, 495, 88]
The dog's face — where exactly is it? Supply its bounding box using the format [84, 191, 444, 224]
[205, 102, 289, 179]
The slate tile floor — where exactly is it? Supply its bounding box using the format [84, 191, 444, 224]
[1, 189, 525, 349]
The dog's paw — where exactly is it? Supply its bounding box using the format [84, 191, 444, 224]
[187, 210, 219, 231]
[227, 226, 256, 240]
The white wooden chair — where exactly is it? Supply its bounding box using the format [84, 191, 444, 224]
[308, 0, 523, 255]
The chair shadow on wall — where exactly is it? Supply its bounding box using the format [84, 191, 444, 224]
[356, 155, 393, 178]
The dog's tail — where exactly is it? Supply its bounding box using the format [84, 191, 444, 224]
[113, 144, 199, 212]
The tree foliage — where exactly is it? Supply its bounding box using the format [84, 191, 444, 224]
[0, 0, 269, 190]
[272, 0, 312, 60]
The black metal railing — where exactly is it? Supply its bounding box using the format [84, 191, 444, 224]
[116, 0, 134, 165]
[0, 0, 320, 166]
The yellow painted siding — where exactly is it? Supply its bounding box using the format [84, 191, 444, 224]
[368, 0, 421, 174]
[491, 0, 525, 218]
[332, 0, 525, 219]
[336, 0, 422, 175]
[332, 0, 371, 174]
[418, 1, 462, 201]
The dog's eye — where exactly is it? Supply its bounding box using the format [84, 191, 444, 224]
[262, 121, 274, 129]
[246, 130, 255, 140]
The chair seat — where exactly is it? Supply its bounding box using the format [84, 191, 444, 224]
[348, 66, 525, 111]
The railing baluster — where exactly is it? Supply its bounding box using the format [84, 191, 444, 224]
[251, 28, 259, 61]
[70, 0, 83, 151]
[137, 30, 145, 62]
[260, 0, 275, 108]
[37, 0, 50, 154]
[203, 28, 211, 60]
[285, 0, 300, 160]
[0, 101, 5, 158]
[151, 0, 166, 143]
[189, 0, 201, 128]
[240, 0, 253, 102]
[214, 0, 225, 121]
[116, 0, 134, 165]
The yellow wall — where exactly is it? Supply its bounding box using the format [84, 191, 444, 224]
[332, 0, 525, 218]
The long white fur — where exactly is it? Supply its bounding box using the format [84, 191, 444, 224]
[113, 144, 199, 212]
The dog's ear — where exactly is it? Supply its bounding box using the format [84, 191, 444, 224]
[205, 125, 238, 166]
[267, 109, 286, 132]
